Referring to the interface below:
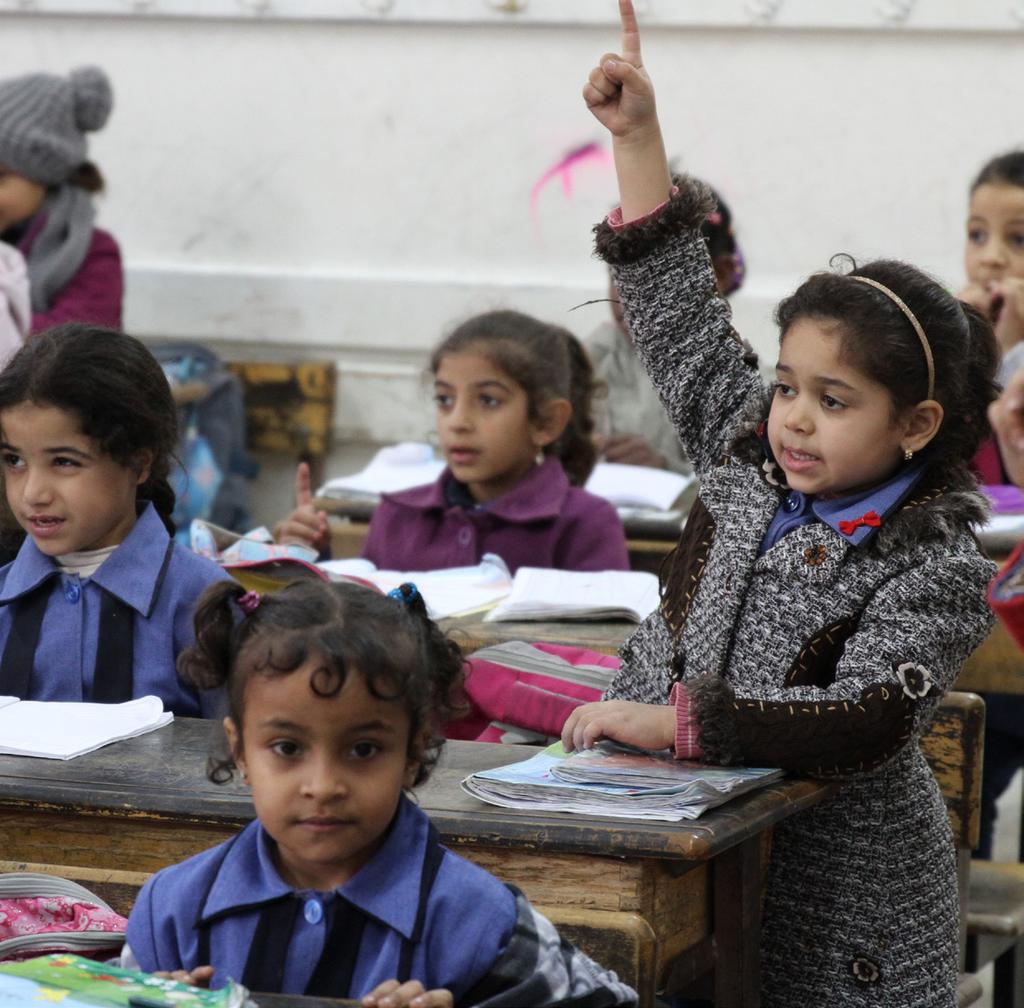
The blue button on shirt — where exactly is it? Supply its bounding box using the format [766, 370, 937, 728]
[0, 503, 229, 715]
[758, 459, 929, 555]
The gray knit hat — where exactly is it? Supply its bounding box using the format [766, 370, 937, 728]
[0, 66, 113, 186]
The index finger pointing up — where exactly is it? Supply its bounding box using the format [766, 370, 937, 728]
[619, 0, 643, 66]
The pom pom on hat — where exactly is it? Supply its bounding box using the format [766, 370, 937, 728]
[69, 66, 113, 133]
[0, 65, 114, 186]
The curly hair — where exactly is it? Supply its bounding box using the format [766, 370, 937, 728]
[178, 579, 466, 787]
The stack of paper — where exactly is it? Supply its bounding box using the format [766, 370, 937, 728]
[318, 442, 445, 498]
[462, 741, 784, 821]
[485, 567, 659, 623]
[319, 554, 512, 619]
[0, 695, 172, 760]
[585, 462, 694, 511]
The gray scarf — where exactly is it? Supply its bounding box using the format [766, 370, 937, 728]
[24, 185, 96, 313]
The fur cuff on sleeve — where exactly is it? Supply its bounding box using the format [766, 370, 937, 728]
[594, 175, 718, 267]
[685, 674, 744, 766]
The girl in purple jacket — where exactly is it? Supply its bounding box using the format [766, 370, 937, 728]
[0, 66, 123, 336]
[278, 310, 629, 574]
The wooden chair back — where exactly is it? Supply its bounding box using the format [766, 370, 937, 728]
[921, 690, 985, 851]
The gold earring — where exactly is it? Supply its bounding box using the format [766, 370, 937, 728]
[904, 448, 914, 461]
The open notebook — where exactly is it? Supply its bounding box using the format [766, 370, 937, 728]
[0, 695, 172, 760]
[485, 567, 660, 623]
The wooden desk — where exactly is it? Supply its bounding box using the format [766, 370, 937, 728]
[0, 719, 833, 1008]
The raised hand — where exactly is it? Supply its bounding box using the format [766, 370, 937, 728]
[273, 460, 329, 552]
[583, 0, 672, 222]
[583, 0, 657, 139]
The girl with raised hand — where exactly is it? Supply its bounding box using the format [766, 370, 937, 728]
[561, 3, 998, 1004]
[0, 323, 227, 716]
[125, 578, 637, 1007]
[278, 310, 629, 574]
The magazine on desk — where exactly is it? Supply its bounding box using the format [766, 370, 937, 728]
[462, 741, 784, 821]
[0, 954, 247, 1007]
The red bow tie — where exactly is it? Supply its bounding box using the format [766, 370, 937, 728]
[838, 510, 882, 536]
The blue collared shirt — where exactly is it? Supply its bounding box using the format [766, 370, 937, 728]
[0, 502, 228, 716]
[126, 795, 516, 998]
[758, 459, 928, 555]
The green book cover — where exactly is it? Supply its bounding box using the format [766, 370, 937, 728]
[0, 954, 246, 1007]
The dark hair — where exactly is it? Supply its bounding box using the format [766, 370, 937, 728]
[971, 150, 1024, 193]
[67, 161, 105, 194]
[430, 309, 599, 486]
[703, 186, 738, 259]
[774, 257, 999, 476]
[179, 579, 466, 787]
[0, 323, 179, 534]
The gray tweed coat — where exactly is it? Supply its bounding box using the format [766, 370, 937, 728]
[596, 180, 995, 1007]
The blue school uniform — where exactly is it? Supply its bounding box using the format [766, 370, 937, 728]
[126, 795, 516, 1000]
[0, 502, 227, 716]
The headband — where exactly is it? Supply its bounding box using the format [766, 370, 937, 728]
[850, 276, 935, 400]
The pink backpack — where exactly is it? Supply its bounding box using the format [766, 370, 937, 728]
[0, 874, 126, 962]
[447, 641, 621, 744]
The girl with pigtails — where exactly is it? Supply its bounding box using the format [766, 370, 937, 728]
[125, 577, 638, 1007]
[561, 3, 999, 1004]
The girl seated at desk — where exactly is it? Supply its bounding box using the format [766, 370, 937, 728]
[125, 578, 637, 1008]
[0, 324, 227, 715]
[276, 310, 629, 574]
[562, 3, 997, 1004]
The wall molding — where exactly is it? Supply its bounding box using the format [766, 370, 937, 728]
[3, 0, 1024, 33]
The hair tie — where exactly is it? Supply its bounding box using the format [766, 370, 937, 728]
[850, 275, 935, 401]
[388, 583, 420, 606]
[237, 590, 261, 614]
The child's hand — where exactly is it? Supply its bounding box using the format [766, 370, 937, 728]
[990, 367, 1024, 487]
[583, 0, 656, 141]
[991, 278, 1024, 356]
[273, 461, 329, 552]
[152, 966, 214, 988]
[561, 699, 675, 753]
[361, 979, 453, 1008]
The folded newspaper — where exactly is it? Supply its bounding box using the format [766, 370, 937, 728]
[462, 741, 784, 821]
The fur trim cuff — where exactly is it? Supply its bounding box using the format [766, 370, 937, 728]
[594, 176, 717, 266]
[685, 674, 744, 765]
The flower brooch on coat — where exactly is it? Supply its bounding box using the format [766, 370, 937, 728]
[895, 662, 933, 699]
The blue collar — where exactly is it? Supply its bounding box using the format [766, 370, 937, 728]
[812, 457, 929, 547]
[0, 502, 172, 615]
[201, 795, 431, 940]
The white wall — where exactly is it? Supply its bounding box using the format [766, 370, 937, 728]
[2, 3, 1023, 440]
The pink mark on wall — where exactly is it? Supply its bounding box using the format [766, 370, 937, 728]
[529, 142, 611, 242]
